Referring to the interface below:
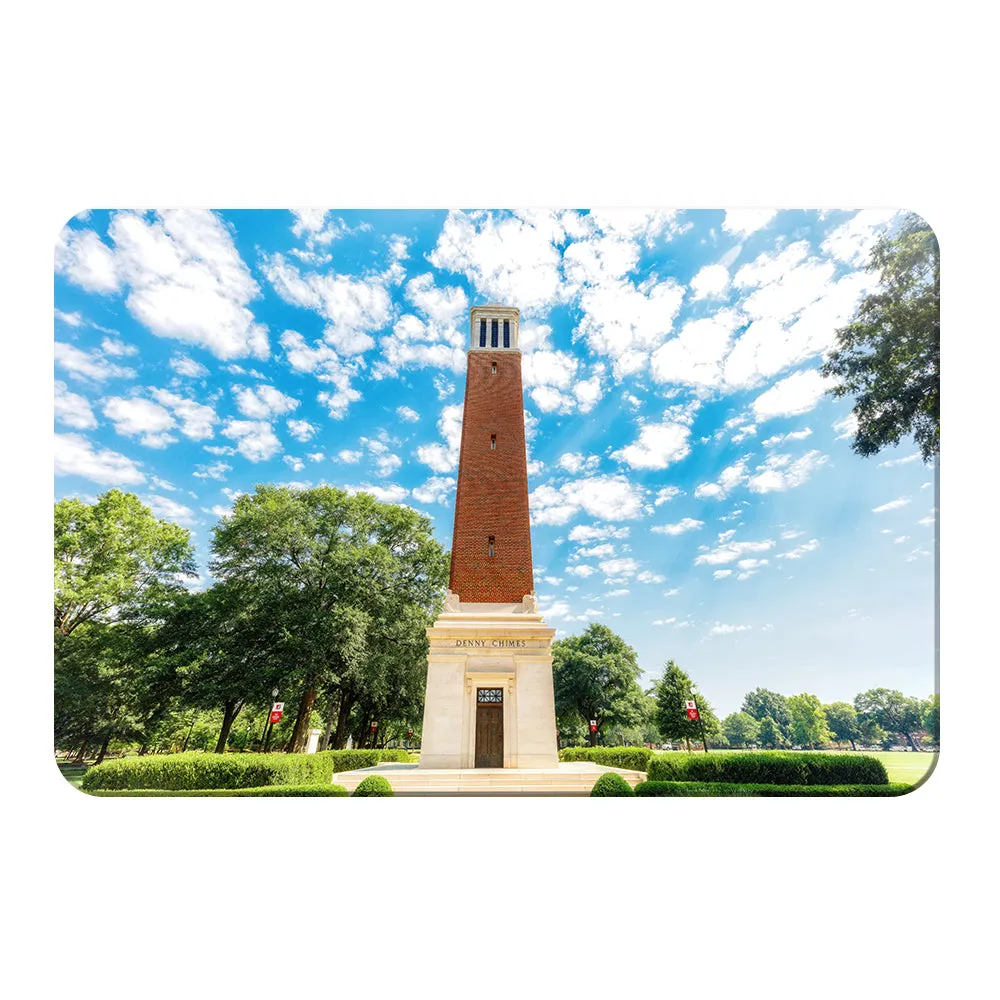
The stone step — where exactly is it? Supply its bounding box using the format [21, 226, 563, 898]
[332, 762, 647, 795]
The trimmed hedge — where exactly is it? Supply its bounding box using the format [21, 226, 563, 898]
[86, 784, 350, 797]
[328, 749, 411, 773]
[634, 781, 910, 797]
[559, 746, 653, 771]
[352, 775, 394, 797]
[646, 751, 888, 786]
[590, 773, 635, 796]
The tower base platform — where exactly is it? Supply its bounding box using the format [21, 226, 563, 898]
[331, 761, 646, 796]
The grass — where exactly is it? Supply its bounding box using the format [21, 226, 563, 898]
[57, 762, 88, 789]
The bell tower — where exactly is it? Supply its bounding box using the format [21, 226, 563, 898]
[418, 303, 558, 770]
[449, 304, 534, 603]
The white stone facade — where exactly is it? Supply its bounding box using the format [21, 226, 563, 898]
[419, 596, 559, 770]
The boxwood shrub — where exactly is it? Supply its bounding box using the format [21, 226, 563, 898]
[81, 749, 413, 791]
[634, 781, 910, 797]
[352, 775, 394, 797]
[86, 784, 350, 797]
[559, 746, 653, 771]
[590, 773, 635, 796]
[645, 751, 888, 786]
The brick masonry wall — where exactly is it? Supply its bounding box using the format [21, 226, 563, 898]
[449, 350, 534, 602]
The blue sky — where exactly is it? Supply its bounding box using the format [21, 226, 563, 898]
[53, 207, 936, 716]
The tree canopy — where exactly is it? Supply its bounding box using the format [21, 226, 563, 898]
[552, 624, 643, 746]
[821, 213, 939, 462]
[654, 660, 720, 749]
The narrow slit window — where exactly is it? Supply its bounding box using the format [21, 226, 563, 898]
[491, 361, 497, 374]
[503, 319, 510, 348]
[490, 433, 496, 450]
[491, 319, 499, 348]
[479, 319, 487, 348]
[488, 535, 495, 557]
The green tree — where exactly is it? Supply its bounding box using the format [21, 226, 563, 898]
[653, 660, 720, 751]
[921, 693, 940, 744]
[757, 716, 786, 749]
[55, 490, 196, 644]
[210, 485, 448, 752]
[824, 701, 862, 750]
[855, 688, 925, 751]
[552, 624, 643, 746]
[787, 692, 833, 748]
[741, 688, 792, 741]
[821, 213, 939, 462]
[722, 711, 760, 747]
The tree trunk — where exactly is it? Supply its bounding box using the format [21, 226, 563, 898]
[332, 692, 355, 749]
[74, 738, 89, 763]
[320, 691, 339, 752]
[215, 699, 243, 754]
[849, 738, 856, 751]
[685, 737, 691, 753]
[180, 714, 197, 752]
[138, 742, 148, 756]
[94, 732, 112, 766]
[904, 730, 919, 751]
[287, 686, 317, 753]
[588, 727, 598, 747]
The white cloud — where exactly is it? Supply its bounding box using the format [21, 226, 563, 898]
[428, 210, 567, 315]
[566, 565, 597, 578]
[873, 496, 911, 513]
[530, 473, 649, 526]
[416, 403, 463, 473]
[343, 483, 409, 504]
[280, 329, 363, 420]
[144, 494, 196, 525]
[747, 450, 828, 493]
[433, 375, 455, 399]
[283, 456, 305, 472]
[100, 337, 138, 358]
[693, 458, 750, 500]
[557, 453, 601, 475]
[222, 419, 282, 462]
[652, 518, 704, 535]
[695, 536, 775, 566]
[663, 587, 680, 597]
[55, 342, 135, 383]
[650, 308, 742, 389]
[777, 539, 820, 560]
[689, 263, 731, 301]
[573, 375, 604, 413]
[263, 252, 391, 355]
[611, 419, 691, 470]
[193, 461, 231, 481]
[721, 210, 777, 238]
[762, 428, 813, 448]
[654, 486, 682, 505]
[821, 209, 899, 266]
[713, 569, 733, 579]
[102, 396, 177, 448]
[833, 412, 859, 440]
[169, 355, 209, 378]
[598, 557, 640, 578]
[54, 381, 97, 429]
[605, 588, 630, 597]
[337, 449, 362, 463]
[396, 406, 420, 423]
[575, 543, 615, 559]
[567, 523, 630, 543]
[97, 210, 269, 359]
[360, 436, 402, 477]
[878, 453, 921, 468]
[287, 419, 317, 442]
[307, 452, 325, 462]
[530, 385, 576, 413]
[233, 384, 299, 419]
[652, 617, 677, 626]
[709, 622, 752, 635]
[149, 389, 218, 440]
[752, 368, 828, 420]
[55, 433, 145, 485]
[54, 227, 119, 293]
[412, 476, 455, 504]
[636, 570, 665, 584]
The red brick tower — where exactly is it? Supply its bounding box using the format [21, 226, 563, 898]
[449, 304, 534, 603]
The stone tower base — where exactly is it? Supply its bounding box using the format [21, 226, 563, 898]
[419, 595, 558, 770]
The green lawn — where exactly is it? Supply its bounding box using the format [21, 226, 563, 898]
[57, 762, 88, 789]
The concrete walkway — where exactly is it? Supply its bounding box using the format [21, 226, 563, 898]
[333, 760, 646, 795]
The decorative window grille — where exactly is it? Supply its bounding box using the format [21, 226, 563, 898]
[503, 319, 510, 348]
[491, 319, 499, 347]
[477, 687, 503, 703]
[490, 434, 496, 450]
[491, 361, 497, 374]
[488, 535, 495, 557]
[479, 319, 487, 347]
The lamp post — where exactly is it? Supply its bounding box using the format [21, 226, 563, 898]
[260, 686, 279, 753]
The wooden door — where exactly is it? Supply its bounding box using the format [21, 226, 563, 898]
[475, 688, 504, 767]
